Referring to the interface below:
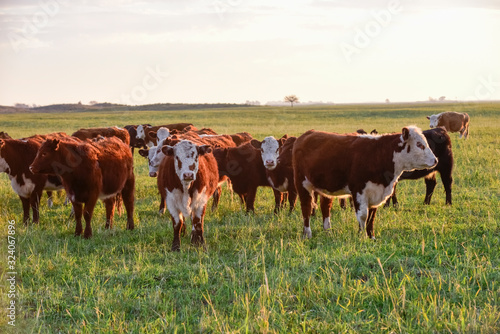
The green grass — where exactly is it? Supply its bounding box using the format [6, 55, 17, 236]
[0, 102, 499, 333]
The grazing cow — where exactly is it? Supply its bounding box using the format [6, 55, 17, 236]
[72, 126, 130, 145]
[136, 123, 194, 147]
[427, 111, 470, 139]
[157, 140, 219, 251]
[213, 142, 283, 212]
[0, 133, 69, 224]
[385, 127, 453, 206]
[124, 125, 149, 154]
[251, 135, 298, 211]
[0, 131, 12, 139]
[293, 126, 437, 239]
[30, 137, 135, 239]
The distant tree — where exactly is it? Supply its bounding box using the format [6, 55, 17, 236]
[284, 95, 299, 107]
[14, 103, 31, 109]
[89, 101, 98, 105]
[439, 96, 446, 101]
[385, 98, 390, 103]
[429, 96, 436, 102]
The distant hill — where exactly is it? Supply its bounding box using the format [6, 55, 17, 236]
[0, 103, 256, 114]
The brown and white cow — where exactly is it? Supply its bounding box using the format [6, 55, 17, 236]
[30, 137, 135, 239]
[72, 126, 130, 145]
[427, 111, 470, 139]
[136, 123, 194, 147]
[251, 135, 298, 211]
[0, 135, 66, 224]
[213, 142, 283, 213]
[124, 124, 149, 154]
[157, 140, 219, 251]
[293, 126, 437, 239]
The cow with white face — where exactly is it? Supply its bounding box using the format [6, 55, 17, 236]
[427, 111, 470, 139]
[157, 140, 219, 251]
[293, 126, 438, 240]
[256, 136, 280, 170]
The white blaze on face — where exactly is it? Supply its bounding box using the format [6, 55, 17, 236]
[428, 114, 441, 128]
[136, 125, 145, 140]
[173, 140, 200, 185]
[148, 141, 167, 177]
[395, 126, 438, 172]
[260, 136, 280, 170]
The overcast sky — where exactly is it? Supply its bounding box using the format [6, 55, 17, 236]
[0, 0, 499, 106]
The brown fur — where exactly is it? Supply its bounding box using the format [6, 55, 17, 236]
[72, 126, 130, 145]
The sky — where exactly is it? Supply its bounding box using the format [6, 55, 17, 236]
[0, 0, 499, 106]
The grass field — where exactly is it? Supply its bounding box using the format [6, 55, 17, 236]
[1, 102, 499, 333]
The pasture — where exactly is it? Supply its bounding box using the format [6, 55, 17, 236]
[0, 102, 499, 333]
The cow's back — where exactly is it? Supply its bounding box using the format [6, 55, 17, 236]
[93, 138, 134, 194]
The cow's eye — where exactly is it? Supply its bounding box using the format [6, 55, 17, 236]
[417, 142, 425, 150]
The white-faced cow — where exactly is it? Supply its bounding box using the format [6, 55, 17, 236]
[427, 111, 470, 139]
[293, 126, 437, 239]
[386, 127, 453, 206]
[157, 140, 219, 251]
[0, 134, 67, 224]
[30, 137, 135, 239]
[251, 135, 298, 211]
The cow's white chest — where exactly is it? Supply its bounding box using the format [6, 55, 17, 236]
[44, 178, 63, 191]
[10, 174, 36, 199]
[99, 192, 119, 200]
[357, 180, 395, 208]
[269, 176, 288, 192]
[166, 186, 209, 221]
[0, 156, 9, 173]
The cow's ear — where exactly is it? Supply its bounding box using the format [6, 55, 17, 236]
[138, 149, 149, 157]
[280, 134, 289, 140]
[149, 131, 157, 139]
[278, 137, 287, 147]
[162, 145, 175, 156]
[250, 139, 262, 149]
[197, 145, 212, 155]
[402, 127, 410, 141]
[426, 116, 430, 120]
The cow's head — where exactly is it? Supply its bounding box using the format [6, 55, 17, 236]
[0, 139, 9, 173]
[139, 139, 168, 178]
[251, 136, 281, 170]
[397, 126, 438, 171]
[162, 140, 211, 185]
[150, 127, 170, 143]
[29, 139, 62, 174]
[136, 124, 146, 140]
[427, 114, 440, 128]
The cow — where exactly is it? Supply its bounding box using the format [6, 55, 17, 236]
[427, 111, 470, 139]
[157, 140, 219, 251]
[251, 135, 298, 211]
[124, 125, 149, 154]
[293, 126, 437, 239]
[213, 142, 283, 213]
[0, 131, 12, 139]
[148, 127, 170, 145]
[136, 123, 194, 147]
[30, 137, 135, 239]
[72, 126, 130, 145]
[385, 127, 453, 206]
[230, 132, 253, 146]
[0, 133, 69, 224]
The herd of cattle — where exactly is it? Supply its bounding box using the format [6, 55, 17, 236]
[0, 111, 470, 250]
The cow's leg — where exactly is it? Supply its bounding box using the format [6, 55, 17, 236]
[441, 173, 453, 205]
[104, 197, 116, 229]
[282, 192, 288, 209]
[171, 213, 184, 251]
[245, 188, 257, 212]
[159, 193, 166, 214]
[83, 197, 98, 239]
[46, 191, 54, 209]
[366, 208, 377, 240]
[30, 189, 42, 224]
[211, 186, 221, 212]
[353, 195, 369, 236]
[191, 206, 207, 247]
[288, 190, 297, 212]
[114, 193, 123, 216]
[272, 189, 283, 213]
[320, 196, 333, 230]
[72, 202, 83, 236]
[296, 177, 314, 238]
[339, 198, 347, 210]
[385, 183, 398, 207]
[20, 196, 31, 225]
[121, 174, 135, 230]
[424, 173, 437, 205]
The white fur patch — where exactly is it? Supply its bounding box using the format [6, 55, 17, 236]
[358, 134, 381, 140]
[428, 113, 442, 128]
[303, 226, 312, 239]
[10, 174, 36, 199]
[0, 156, 9, 173]
[136, 124, 145, 139]
[393, 126, 437, 173]
[156, 127, 170, 143]
[323, 217, 331, 230]
[172, 140, 200, 185]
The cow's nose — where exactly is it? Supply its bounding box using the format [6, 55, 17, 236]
[265, 160, 274, 165]
[149, 171, 157, 177]
[29, 166, 35, 173]
[183, 172, 194, 181]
